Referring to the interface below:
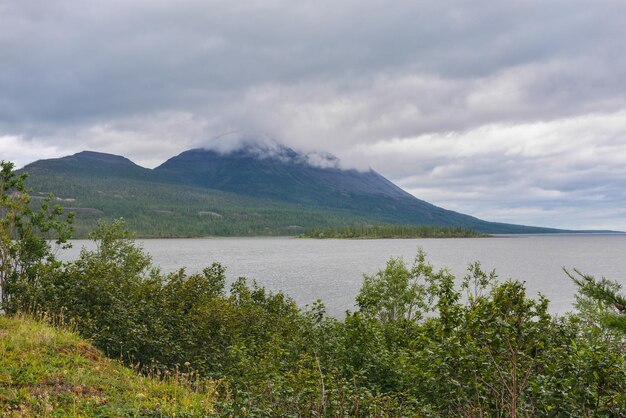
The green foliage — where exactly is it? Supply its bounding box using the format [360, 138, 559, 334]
[303, 224, 487, 239]
[347, 252, 626, 416]
[356, 250, 433, 323]
[0, 161, 73, 313]
[567, 268, 626, 335]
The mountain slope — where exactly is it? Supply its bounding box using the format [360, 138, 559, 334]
[155, 146, 562, 234]
[21, 146, 565, 236]
[21, 152, 383, 237]
[155, 146, 412, 202]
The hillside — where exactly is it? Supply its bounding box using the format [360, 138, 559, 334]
[155, 145, 562, 234]
[23, 156, 378, 238]
[0, 316, 215, 416]
[21, 142, 566, 237]
[155, 146, 412, 202]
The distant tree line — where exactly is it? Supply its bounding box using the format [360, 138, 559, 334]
[302, 224, 488, 239]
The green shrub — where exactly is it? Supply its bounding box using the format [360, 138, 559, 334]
[0, 161, 73, 314]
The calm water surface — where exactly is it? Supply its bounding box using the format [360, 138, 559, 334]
[59, 235, 626, 317]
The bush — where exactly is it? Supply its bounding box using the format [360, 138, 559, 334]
[0, 161, 73, 314]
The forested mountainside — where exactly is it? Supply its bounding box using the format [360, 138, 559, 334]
[21, 147, 564, 237]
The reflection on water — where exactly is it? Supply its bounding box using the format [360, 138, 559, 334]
[58, 234, 626, 317]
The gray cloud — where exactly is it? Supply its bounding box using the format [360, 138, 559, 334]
[1, 0, 626, 229]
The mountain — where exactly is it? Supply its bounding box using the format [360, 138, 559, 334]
[25, 150, 155, 180]
[20, 142, 566, 237]
[154, 144, 562, 234]
[155, 146, 410, 203]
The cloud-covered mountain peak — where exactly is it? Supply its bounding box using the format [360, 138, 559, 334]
[199, 131, 341, 169]
[300, 150, 341, 169]
[201, 131, 281, 154]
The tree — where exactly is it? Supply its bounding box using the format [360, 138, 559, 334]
[355, 249, 434, 323]
[566, 268, 626, 334]
[0, 161, 73, 313]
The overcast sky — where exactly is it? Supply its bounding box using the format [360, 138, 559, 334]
[1, 0, 626, 230]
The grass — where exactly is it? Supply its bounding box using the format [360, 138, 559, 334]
[0, 315, 217, 417]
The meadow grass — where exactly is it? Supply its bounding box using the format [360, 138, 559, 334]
[0, 315, 216, 417]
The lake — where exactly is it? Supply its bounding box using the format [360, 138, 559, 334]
[58, 234, 626, 317]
